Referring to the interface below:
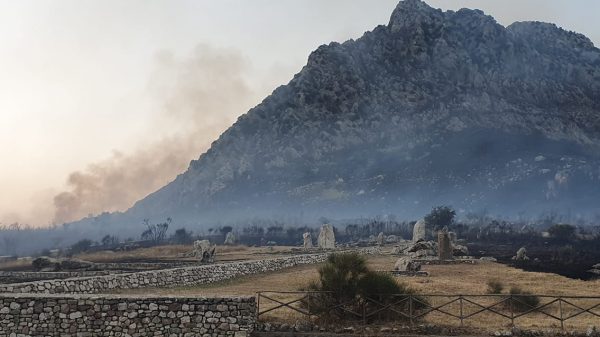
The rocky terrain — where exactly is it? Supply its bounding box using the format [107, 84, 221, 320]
[72, 0, 600, 230]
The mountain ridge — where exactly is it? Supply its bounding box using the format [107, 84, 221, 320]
[71, 0, 600, 231]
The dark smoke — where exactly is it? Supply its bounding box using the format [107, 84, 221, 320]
[53, 44, 258, 224]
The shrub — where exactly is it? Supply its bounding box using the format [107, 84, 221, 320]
[507, 286, 540, 312]
[303, 252, 426, 322]
[486, 279, 504, 294]
[141, 218, 171, 244]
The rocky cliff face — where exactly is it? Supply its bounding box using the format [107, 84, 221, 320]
[81, 0, 600, 228]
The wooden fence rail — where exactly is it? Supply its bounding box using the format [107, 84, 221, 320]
[256, 291, 600, 330]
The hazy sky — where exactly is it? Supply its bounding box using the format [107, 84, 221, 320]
[1, 0, 598, 226]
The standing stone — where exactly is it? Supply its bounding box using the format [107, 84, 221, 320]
[318, 224, 335, 249]
[302, 232, 313, 249]
[412, 219, 427, 242]
[224, 232, 236, 245]
[376, 232, 385, 246]
[437, 229, 453, 260]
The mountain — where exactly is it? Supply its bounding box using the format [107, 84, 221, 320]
[79, 0, 600, 230]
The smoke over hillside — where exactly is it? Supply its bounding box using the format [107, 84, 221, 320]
[53, 45, 259, 224]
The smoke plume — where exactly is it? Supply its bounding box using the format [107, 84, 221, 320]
[53, 44, 259, 224]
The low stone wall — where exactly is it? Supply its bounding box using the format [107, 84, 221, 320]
[0, 254, 328, 294]
[92, 261, 198, 271]
[0, 293, 254, 337]
[0, 248, 381, 295]
[0, 270, 118, 284]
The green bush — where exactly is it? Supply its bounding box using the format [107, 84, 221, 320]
[486, 279, 504, 294]
[507, 286, 540, 312]
[303, 252, 427, 322]
[424, 206, 456, 231]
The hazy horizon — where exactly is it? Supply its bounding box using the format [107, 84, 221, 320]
[2, 0, 599, 227]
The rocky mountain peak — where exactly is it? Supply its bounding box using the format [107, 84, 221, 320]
[388, 0, 443, 33]
[68, 1, 600, 231]
[508, 21, 596, 52]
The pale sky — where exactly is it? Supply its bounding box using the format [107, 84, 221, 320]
[1, 0, 598, 226]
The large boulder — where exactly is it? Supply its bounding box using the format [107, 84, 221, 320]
[412, 219, 427, 242]
[452, 244, 469, 256]
[407, 240, 435, 252]
[512, 247, 529, 261]
[318, 224, 335, 249]
[395, 257, 422, 272]
[406, 240, 437, 258]
[193, 240, 216, 263]
[302, 232, 313, 249]
[410, 249, 436, 258]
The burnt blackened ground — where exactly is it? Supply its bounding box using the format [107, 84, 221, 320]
[469, 239, 600, 280]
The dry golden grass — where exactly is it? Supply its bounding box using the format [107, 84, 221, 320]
[113, 255, 600, 332]
[0, 244, 298, 270]
[74, 244, 301, 264]
[0, 258, 31, 271]
[75, 245, 193, 263]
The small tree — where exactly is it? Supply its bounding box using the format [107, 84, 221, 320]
[141, 218, 171, 244]
[424, 206, 456, 230]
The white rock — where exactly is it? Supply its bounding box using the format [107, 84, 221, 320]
[302, 232, 313, 249]
[318, 224, 335, 249]
[412, 219, 427, 242]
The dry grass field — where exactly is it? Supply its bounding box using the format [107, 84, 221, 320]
[75, 244, 298, 263]
[113, 255, 600, 332]
[0, 244, 295, 270]
[2, 245, 598, 332]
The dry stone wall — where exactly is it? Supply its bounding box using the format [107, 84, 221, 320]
[0, 249, 380, 295]
[0, 293, 255, 337]
[0, 254, 328, 294]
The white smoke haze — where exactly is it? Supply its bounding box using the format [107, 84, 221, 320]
[52, 44, 262, 224]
